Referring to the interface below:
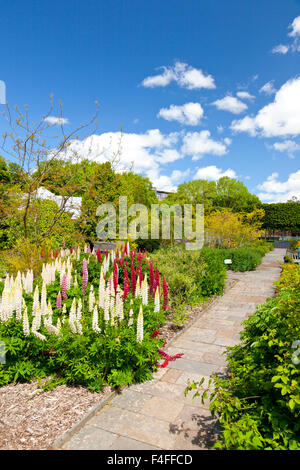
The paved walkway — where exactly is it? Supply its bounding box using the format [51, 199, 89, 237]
[57, 249, 285, 450]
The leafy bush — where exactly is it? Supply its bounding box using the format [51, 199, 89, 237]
[185, 264, 300, 450]
[151, 246, 227, 306]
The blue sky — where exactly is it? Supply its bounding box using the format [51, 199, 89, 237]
[1, 0, 300, 202]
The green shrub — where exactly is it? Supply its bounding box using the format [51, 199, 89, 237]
[200, 248, 227, 296]
[185, 266, 300, 450]
[151, 246, 227, 307]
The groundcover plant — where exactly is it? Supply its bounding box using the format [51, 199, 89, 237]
[0, 244, 172, 391]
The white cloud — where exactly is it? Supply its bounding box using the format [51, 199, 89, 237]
[217, 125, 224, 133]
[193, 165, 237, 181]
[231, 77, 300, 137]
[236, 91, 255, 100]
[147, 168, 190, 192]
[271, 44, 289, 54]
[141, 61, 215, 90]
[212, 96, 248, 114]
[59, 129, 181, 174]
[157, 102, 204, 125]
[288, 16, 300, 37]
[259, 81, 276, 95]
[257, 170, 300, 202]
[181, 130, 229, 160]
[271, 139, 300, 158]
[45, 116, 69, 125]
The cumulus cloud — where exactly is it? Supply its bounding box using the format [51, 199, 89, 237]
[259, 81, 276, 95]
[231, 77, 300, 137]
[257, 170, 300, 202]
[236, 91, 255, 100]
[141, 61, 215, 90]
[147, 168, 190, 192]
[212, 96, 248, 114]
[45, 116, 69, 125]
[288, 16, 300, 37]
[271, 44, 289, 54]
[193, 165, 237, 181]
[271, 139, 300, 158]
[157, 102, 204, 126]
[58, 129, 180, 174]
[181, 130, 229, 160]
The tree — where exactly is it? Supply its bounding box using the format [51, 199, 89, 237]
[165, 179, 217, 209]
[165, 177, 261, 213]
[214, 177, 261, 212]
[0, 97, 112, 245]
[262, 202, 300, 232]
[205, 208, 265, 247]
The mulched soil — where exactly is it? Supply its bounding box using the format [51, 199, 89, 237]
[0, 275, 237, 450]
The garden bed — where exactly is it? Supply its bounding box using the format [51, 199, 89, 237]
[0, 274, 237, 450]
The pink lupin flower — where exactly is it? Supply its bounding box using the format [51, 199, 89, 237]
[123, 266, 129, 299]
[56, 292, 62, 309]
[61, 274, 68, 300]
[130, 261, 136, 294]
[149, 262, 155, 295]
[96, 249, 102, 263]
[82, 258, 88, 296]
[113, 261, 118, 293]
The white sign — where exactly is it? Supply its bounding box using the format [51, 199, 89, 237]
[224, 259, 232, 264]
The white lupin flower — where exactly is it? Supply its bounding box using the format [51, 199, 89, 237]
[89, 285, 95, 312]
[74, 274, 78, 287]
[142, 277, 148, 306]
[136, 305, 144, 343]
[115, 287, 124, 320]
[98, 268, 106, 308]
[92, 305, 101, 333]
[77, 298, 82, 321]
[104, 290, 110, 322]
[128, 308, 134, 327]
[32, 302, 42, 331]
[68, 298, 77, 334]
[46, 300, 53, 324]
[22, 305, 30, 336]
[135, 282, 141, 299]
[32, 330, 47, 341]
[32, 285, 39, 317]
[154, 287, 160, 312]
[44, 319, 60, 336]
[56, 318, 62, 334]
[41, 281, 47, 316]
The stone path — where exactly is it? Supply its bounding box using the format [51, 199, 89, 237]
[57, 249, 285, 450]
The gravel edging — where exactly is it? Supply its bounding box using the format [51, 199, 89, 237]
[50, 389, 118, 450]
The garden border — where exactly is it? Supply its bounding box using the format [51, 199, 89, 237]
[51, 277, 239, 450]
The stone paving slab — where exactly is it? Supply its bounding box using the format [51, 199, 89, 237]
[58, 249, 284, 450]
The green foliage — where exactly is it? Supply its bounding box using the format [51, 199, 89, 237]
[151, 246, 227, 308]
[185, 266, 300, 450]
[135, 237, 161, 253]
[262, 202, 300, 232]
[205, 242, 273, 272]
[166, 176, 261, 212]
